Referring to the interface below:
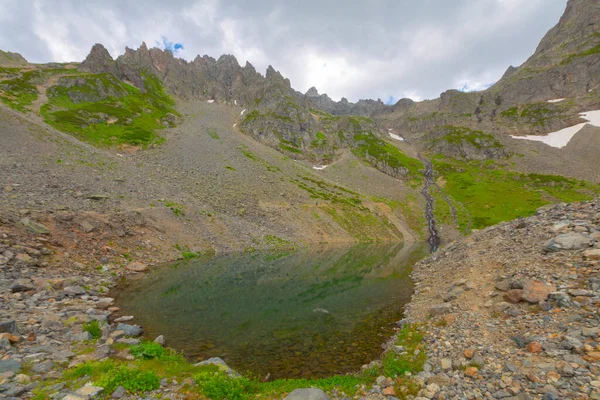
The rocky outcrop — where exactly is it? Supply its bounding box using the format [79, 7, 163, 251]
[305, 86, 387, 116]
[424, 126, 509, 160]
[0, 50, 27, 67]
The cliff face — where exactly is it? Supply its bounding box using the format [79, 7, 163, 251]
[490, 0, 600, 103]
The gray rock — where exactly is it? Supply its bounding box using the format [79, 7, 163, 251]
[32, 361, 54, 374]
[0, 359, 22, 373]
[111, 386, 126, 398]
[284, 388, 330, 400]
[548, 292, 572, 308]
[74, 384, 104, 398]
[116, 338, 140, 345]
[9, 282, 33, 293]
[429, 304, 452, 316]
[115, 323, 142, 337]
[19, 218, 50, 234]
[154, 335, 165, 345]
[64, 286, 86, 296]
[544, 232, 592, 252]
[75, 331, 93, 342]
[0, 320, 17, 334]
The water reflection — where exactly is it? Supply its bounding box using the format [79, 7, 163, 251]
[114, 242, 426, 378]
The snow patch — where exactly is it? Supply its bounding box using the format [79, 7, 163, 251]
[511, 110, 600, 148]
[207, 99, 214, 103]
[240, 109, 246, 116]
[233, 123, 237, 128]
[313, 308, 330, 314]
[234, 100, 237, 105]
[312, 165, 328, 170]
[387, 128, 405, 141]
[547, 98, 565, 103]
[389, 132, 405, 141]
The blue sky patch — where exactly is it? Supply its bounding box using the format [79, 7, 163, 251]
[160, 36, 184, 54]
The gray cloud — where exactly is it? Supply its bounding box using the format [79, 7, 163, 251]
[0, 0, 567, 101]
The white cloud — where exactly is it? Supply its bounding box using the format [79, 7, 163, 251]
[0, 0, 568, 102]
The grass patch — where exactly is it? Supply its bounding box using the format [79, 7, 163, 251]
[41, 71, 177, 147]
[96, 366, 160, 394]
[500, 103, 566, 128]
[82, 320, 102, 340]
[351, 133, 423, 179]
[322, 204, 402, 243]
[429, 126, 504, 150]
[159, 200, 185, 217]
[130, 341, 185, 362]
[207, 127, 220, 139]
[280, 143, 302, 154]
[562, 43, 600, 64]
[38, 324, 426, 399]
[433, 157, 600, 230]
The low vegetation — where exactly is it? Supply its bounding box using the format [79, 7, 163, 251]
[432, 157, 600, 230]
[351, 132, 423, 183]
[41, 71, 178, 147]
[34, 324, 425, 399]
[500, 103, 567, 128]
[429, 126, 504, 150]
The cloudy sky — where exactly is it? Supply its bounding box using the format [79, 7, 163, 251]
[0, 0, 567, 102]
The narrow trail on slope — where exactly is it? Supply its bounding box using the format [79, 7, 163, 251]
[420, 156, 441, 252]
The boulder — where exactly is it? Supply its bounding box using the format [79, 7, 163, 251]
[194, 357, 240, 377]
[502, 289, 523, 304]
[583, 249, 600, 260]
[429, 304, 452, 316]
[116, 323, 142, 337]
[64, 286, 86, 296]
[284, 388, 330, 400]
[544, 232, 592, 252]
[126, 262, 148, 272]
[0, 359, 22, 373]
[19, 218, 50, 234]
[521, 280, 555, 303]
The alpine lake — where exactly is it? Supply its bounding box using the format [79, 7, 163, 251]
[113, 242, 427, 379]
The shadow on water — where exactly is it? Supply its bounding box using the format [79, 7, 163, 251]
[113, 242, 428, 379]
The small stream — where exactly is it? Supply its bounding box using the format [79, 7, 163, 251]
[113, 243, 427, 379]
[421, 157, 441, 252]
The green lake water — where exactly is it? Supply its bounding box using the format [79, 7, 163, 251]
[114, 242, 426, 379]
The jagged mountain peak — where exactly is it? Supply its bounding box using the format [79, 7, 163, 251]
[79, 43, 115, 74]
[305, 86, 319, 97]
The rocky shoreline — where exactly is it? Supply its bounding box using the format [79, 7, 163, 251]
[1, 199, 599, 399]
[404, 199, 600, 400]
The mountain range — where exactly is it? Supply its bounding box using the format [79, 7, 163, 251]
[1, 0, 600, 254]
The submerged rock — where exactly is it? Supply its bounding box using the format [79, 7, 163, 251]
[194, 357, 240, 377]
